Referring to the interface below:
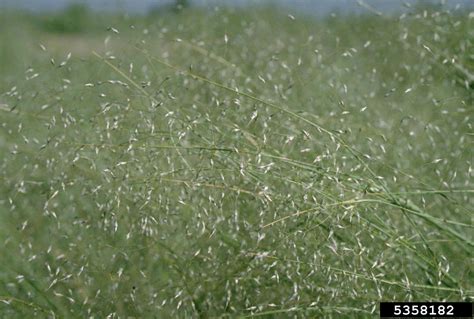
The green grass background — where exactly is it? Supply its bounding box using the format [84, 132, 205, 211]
[0, 4, 472, 317]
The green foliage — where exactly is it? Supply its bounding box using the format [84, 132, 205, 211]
[0, 5, 473, 318]
[148, 0, 191, 16]
[40, 4, 91, 33]
[175, 0, 190, 10]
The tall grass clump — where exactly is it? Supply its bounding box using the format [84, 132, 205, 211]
[0, 4, 472, 318]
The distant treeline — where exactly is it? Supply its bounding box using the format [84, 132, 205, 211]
[35, 1, 190, 34]
[13, 0, 469, 34]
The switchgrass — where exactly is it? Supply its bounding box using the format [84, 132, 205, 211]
[0, 5, 472, 318]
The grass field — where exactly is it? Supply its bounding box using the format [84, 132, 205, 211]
[0, 3, 473, 317]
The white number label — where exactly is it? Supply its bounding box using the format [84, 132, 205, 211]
[394, 305, 401, 315]
[447, 305, 454, 315]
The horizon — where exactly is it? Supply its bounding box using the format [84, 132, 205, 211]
[2, 0, 474, 15]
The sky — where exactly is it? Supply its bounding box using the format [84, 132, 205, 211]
[1, 0, 473, 14]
